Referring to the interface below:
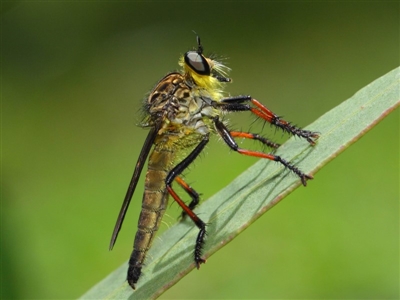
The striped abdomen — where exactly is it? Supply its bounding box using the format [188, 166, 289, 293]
[127, 147, 174, 289]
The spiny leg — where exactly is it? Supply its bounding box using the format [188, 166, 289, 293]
[250, 99, 319, 144]
[230, 131, 280, 149]
[175, 176, 201, 219]
[217, 95, 319, 144]
[166, 136, 209, 268]
[214, 117, 313, 186]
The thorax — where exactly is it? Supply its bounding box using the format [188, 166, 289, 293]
[144, 73, 221, 139]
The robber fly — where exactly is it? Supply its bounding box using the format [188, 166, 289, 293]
[110, 35, 319, 289]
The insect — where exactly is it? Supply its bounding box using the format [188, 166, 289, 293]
[109, 35, 319, 289]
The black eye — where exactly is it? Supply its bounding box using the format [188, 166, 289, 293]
[184, 51, 210, 75]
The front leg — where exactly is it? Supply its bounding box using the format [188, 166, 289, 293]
[216, 96, 319, 144]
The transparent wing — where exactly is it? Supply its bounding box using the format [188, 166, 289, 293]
[109, 125, 159, 250]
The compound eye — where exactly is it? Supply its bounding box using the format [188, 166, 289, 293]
[184, 51, 210, 75]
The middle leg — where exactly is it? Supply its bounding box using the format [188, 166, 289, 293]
[214, 117, 313, 186]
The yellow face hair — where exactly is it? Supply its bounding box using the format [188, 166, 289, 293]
[178, 40, 231, 101]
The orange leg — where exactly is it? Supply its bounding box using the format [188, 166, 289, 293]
[214, 116, 313, 186]
[230, 131, 280, 149]
[219, 96, 319, 144]
[175, 176, 201, 219]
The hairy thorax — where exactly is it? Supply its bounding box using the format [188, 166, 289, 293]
[145, 73, 220, 141]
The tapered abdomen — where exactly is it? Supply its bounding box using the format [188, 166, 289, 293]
[127, 147, 174, 289]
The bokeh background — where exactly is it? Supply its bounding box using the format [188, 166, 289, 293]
[2, 2, 398, 299]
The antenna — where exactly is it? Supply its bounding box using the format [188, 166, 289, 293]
[192, 30, 203, 54]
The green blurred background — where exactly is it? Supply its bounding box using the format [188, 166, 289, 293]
[2, 2, 398, 299]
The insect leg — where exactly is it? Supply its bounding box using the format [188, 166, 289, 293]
[230, 131, 280, 149]
[166, 136, 209, 268]
[175, 176, 201, 219]
[218, 96, 319, 144]
[214, 117, 312, 186]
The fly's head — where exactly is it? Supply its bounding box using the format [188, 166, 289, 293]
[179, 35, 231, 98]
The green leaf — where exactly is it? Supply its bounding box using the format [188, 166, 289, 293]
[80, 67, 399, 300]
